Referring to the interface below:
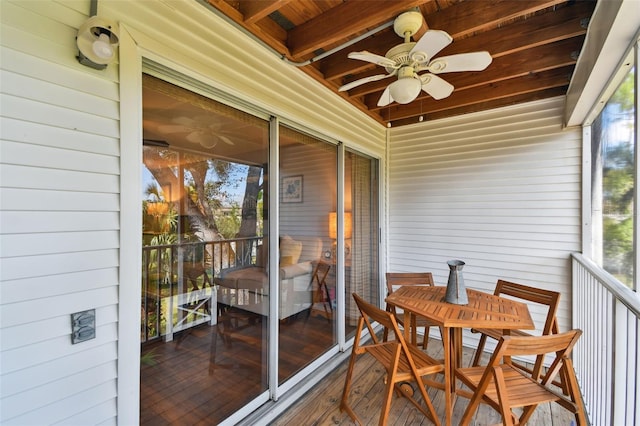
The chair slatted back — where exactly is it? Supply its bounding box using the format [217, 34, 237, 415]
[495, 279, 560, 335]
[386, 272, 434, 295]
[384, 272, 440, 348]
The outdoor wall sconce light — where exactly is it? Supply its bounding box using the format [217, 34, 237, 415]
[76, 16, 119, 70]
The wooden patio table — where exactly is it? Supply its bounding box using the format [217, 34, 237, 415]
[385, 285, 534, 426]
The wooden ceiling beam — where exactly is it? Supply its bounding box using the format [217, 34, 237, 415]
[385, 66, 574, 121]
[389, 87, 567, 126]
[240, 0, 295, 25]
[426, 0, 570, 39]
[206, 0, 289, 55]
[287, 0, 430, 58]
[336, 2, 591, 92]
[436, 1, 594, 57]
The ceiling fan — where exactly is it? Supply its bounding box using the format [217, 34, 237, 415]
[158, 115, 236, 149]
[339, 10, 493, 106]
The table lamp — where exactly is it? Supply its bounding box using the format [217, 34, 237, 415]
[329, 212, 352, 259]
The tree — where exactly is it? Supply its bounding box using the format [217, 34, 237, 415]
[601, 68, 635, 285]
[143, 146, 263, 269]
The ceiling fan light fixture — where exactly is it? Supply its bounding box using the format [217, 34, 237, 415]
[389, 77, 421, 104]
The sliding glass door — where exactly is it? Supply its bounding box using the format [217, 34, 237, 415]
[138, 73, 380, 423]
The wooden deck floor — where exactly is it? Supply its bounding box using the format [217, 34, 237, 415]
[271, 337, 577, 426]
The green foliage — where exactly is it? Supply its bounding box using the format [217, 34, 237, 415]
[611, 68, 635, 112]
[215, 204, 242, 239]
[601, 66, 635, 286]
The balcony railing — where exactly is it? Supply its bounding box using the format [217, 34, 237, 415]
[141, 236, 262, 342]
[572, 253, 640, 426]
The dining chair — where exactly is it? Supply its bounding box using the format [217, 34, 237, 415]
[383, 272, 442, 348]
[341, 293, 445, 426]
[470, 279, 566, 391]
[455, 329, 587, 426]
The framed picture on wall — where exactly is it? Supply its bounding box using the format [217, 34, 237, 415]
[282, 175, 303, 203]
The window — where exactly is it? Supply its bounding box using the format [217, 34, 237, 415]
[591, 64, 636, 288]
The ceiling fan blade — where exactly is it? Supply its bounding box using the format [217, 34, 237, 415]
[339, 72, 395, 92]
[158, 124, 191, 134]
[348, 51, 397, 68]
[377, 86, 394, 107]
[427, 51, 493, 74]
[410, 30, 453, 63]
[420, 74, 454, 100]
[187, 131, 217, 149]
[173, 116, 197, 126]
[218, 134, 234, 145]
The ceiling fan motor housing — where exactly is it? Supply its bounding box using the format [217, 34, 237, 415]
[384, 42, 415, 72]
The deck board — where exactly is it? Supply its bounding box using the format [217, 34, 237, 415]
[272, 337, 577, 426]
[141, 317, 576, 425]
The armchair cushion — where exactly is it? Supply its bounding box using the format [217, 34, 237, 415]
[280, 235, 302, 265]
[219, 236, 323, 320]
[280, 261, 312, 279]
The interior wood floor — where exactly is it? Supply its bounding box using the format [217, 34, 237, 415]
[140, 307, 348, 425]
[272, 336, 578, 426]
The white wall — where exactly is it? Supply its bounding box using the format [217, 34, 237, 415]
[1, 0, 386, 424]
[1, 1, 120, 424]
[388, 97, 582, 342]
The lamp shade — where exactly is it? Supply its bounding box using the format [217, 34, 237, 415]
[389, 77, 422, 104]
[329, 212, 352, 239]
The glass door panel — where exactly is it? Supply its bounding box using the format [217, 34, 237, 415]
[344, 150, 380, 338]
[141, 75, 269, 424]
[278, 126, 338, 384]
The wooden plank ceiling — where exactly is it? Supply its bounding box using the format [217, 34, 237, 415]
[205, 0, 596, 127]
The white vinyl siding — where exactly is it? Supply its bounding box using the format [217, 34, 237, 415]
[101, 0, 385, 155]
[1, 1, 120, 424]
[1, 0, 386, 423]
[388, 97, 582, 341]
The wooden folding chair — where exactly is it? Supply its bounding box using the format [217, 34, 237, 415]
[470, 279, 567, 391]
[383, 272, 442, 348]
[456, 330, 587, 426]
[341, 293, 444, 426]
[307, 261, 332, 322]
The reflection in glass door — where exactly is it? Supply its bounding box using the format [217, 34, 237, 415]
[277, 126, 338, 384]
[140, 75, 269, 424]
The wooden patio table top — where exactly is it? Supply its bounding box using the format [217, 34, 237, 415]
[386, 285, 534, 426]
[386, 285, 534, 329]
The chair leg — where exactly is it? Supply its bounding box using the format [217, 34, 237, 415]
[518, 405, 539, 425]
[340, 349, 359, 421]
[378, 367, 396, 426]
[422, 326, 429, 349]
[493, 367, 517, 426]
[471, 334, 488, 366]
[414, 377, 441, 426]
[563, 359, 588, 425]
[459, 387, 483, 426]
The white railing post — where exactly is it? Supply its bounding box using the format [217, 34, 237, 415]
[572, 253, 640, 426]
